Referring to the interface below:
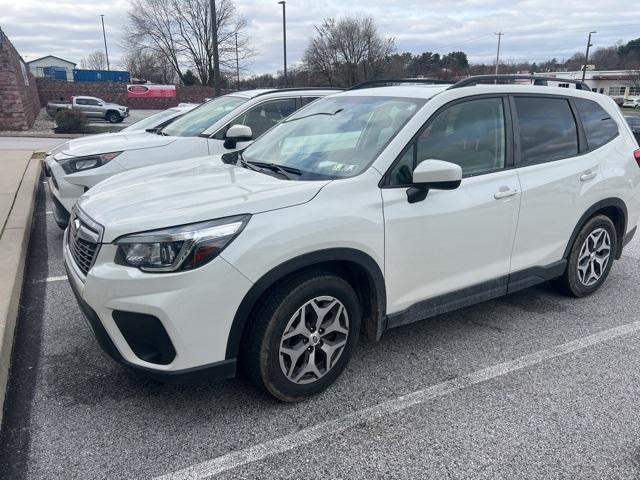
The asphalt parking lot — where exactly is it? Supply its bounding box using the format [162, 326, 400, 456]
[2, 175, 640, 479]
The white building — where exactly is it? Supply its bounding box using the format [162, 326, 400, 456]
[26, 55, 76, 82]
[533, 70, 640, 100]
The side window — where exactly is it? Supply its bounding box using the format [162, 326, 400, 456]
[237, 98, 297, 138]
[574, 98, 618, 150]
[388, 97, 506, 185]
[75, 98, 87, 105]
[514, 97, 578, 166]
[86, 99, 100, 106]
[300, 96, 320, 106]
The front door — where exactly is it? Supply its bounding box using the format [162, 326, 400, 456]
[208, 97, 298, 155]
[381, 96, 521, 320]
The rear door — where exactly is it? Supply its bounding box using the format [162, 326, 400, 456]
[509, 95, 606, 275]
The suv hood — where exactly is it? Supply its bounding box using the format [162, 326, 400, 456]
[56, 132, 177, 158]
[50, 131, 151, 156]
[78, 156, 330, 242]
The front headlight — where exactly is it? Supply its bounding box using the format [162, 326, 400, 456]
[114, 215, 250, 273]
[57, 151, 122, 174]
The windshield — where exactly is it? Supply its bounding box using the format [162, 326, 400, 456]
[162, 95, 248, 137]
[121, 108, 182, 132]
[242, 96, 425, 179]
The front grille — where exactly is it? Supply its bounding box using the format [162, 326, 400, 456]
[68, 209, 103, 276]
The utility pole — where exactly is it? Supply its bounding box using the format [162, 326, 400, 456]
[494, 32, 503, 75]
[210, 0, 221, 96]
[582, 31, 596, 82]
[278, 1, 287, 86]
[100, 15, 110, 71]
[235, 32, 240, 90]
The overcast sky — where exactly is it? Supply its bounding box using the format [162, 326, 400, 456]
[1, 0, 639, 75]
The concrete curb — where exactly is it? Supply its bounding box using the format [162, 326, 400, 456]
[0, 155, 41, 426]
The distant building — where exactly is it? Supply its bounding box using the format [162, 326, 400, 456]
[533, 70, 640, 99]
[26, 55, 77, 82]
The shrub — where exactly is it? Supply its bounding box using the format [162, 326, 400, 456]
[54, 109, 88, 134]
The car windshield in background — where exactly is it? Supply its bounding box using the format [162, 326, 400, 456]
[242, 96, 426, 180]
[162, 95, 248, 137]
[121, 108, 181, 132]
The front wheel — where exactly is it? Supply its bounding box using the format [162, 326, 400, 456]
[107, 111, 121, 123]
[244, 271, 361, 402]
[555, 215, 617, 297]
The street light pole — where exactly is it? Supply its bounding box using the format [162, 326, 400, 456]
[100, 15, 110, 71]
[210, 0, 222, 96]
[235, 32, 240, 90]
[278, 1, 287, 86]
[582, 31, 596, 83]
[494, 32, 503, 75]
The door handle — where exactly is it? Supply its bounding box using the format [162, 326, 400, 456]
[494, 187, 518, 199]
[580, 171, 597, 182]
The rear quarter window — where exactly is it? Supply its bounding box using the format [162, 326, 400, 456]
[574, 98, 619, 150]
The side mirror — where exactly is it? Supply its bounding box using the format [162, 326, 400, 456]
[224, 124, 253, 150]
[407, 159, 462, 203]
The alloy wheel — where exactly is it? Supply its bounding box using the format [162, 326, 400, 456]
[577, 228, 611, 286]
[278, 296, 349, 384]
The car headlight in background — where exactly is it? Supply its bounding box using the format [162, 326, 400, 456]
[114, 215, 250, 273]
[57, 151, 122, 174]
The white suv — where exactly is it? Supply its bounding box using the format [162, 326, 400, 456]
[64, 77, 640, 401]
[46, 88, 339, 228]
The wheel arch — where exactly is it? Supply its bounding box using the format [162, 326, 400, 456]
[563, 197, 628, 260]
[224, 248, 387, 360]
[105, 109, 121, 119]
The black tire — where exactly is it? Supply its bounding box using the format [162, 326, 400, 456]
[555, 215, 617, 297]
[107, 111, 121, 123]
[244, 271, 361, 402]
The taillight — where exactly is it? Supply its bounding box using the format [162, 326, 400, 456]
[635, 149, 640, 168]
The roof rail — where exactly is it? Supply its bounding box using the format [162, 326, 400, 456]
[448, 75, 591, 91]
[348, 78, 455, 90]
[252, 87, 344, 97]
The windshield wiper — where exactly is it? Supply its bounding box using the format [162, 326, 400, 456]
[285, 108, 343, 123]
[248, 161, 301, 180]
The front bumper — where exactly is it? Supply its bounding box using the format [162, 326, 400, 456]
[63, 230, 252, 382]
[46, 156, 124, 228]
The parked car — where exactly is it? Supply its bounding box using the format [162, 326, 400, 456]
[44, 104, 200, 179]
[625, 115, 640, 143]
[46, 88, 339, 228]
[64, 78, 640, 401]
[46, 96, 130, 123]
[622, 98, 640, 109]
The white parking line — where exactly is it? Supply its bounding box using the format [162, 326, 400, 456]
[34, 275, 68, 284]
[154, 319, 640, 480]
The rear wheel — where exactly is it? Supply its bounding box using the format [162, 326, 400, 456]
[107, 111, 121, 123]
[556, 215, 617, 297]
[244, 271, 361, 402]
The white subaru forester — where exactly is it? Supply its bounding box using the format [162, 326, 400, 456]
[64, 77, 640, 401]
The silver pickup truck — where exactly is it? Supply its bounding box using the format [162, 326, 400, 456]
[46, 96, 130, 123]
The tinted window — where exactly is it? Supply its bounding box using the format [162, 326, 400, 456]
[236, 98, 297, 138]
[388, 97, 506, 185]
[515, 97, 578, 165]
[574, 98, 618, 150]
[301, 96, 320, 106]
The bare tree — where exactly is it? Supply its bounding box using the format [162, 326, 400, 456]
[125, 0, 253, 88]
[122, 49, 176, 83]
[80, 51, 108, 70]
[303, 16, 395, 87]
